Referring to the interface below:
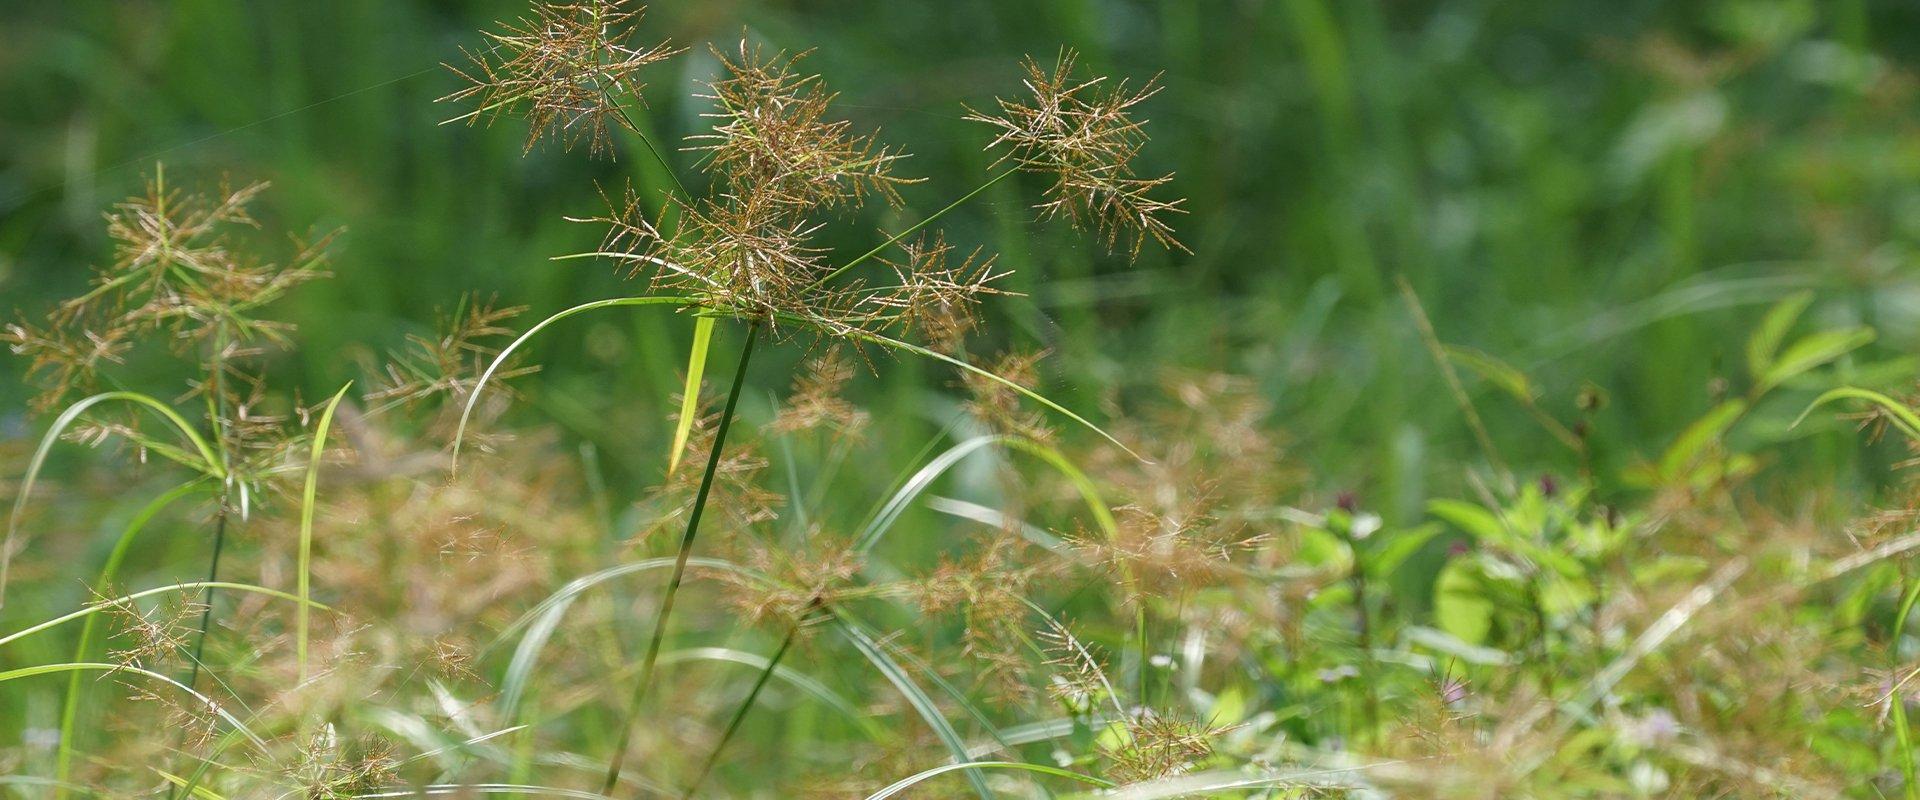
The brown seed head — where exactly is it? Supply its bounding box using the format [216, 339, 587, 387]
[441, 0, 683, 157]
[691, 40, 918, 212]
[967, 50, 1187, 258]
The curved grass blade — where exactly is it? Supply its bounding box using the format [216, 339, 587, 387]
[297, 384, 352, 683]
[488, 556, 768, 723]
[0, 581, 330, 649]
[863, 762, 1110, 800]
[856, 434, 1116, 554]
[834, 612, 995, 800]
[1793, 386, 1920, 442]
[57, 480, 212, 798]
[353, 785, 616, 800]
[668, 315, 716, 474]
[659, 646, 883, 739]
[0, 663, 267, 751]
[5, 391, 225, 607]
[452, 296, 703, 470]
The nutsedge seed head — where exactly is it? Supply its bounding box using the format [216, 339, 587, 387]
[440, 0, 683, 157]
[967, 49, 1188, 258]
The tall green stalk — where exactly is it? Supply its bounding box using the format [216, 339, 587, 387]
[602, 322, 761, 794]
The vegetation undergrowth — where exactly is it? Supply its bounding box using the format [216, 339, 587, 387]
[4, 1, 1920, 798]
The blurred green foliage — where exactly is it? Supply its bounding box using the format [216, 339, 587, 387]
[5, 0, 1920, 517]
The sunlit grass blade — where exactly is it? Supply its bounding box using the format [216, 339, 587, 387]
[0, 663, 267, 751]
[862, 762, 1110, 800]
[5, 391, 225, 607]
[489, 556, 763, 723]
[452, 296, 702, 470]
[0, 581, 330, 649]
[855, 434, 1117, 554]
[153, 770, 230, 800]
[297, 383, 352, 683]
[669, 315, 715, 474]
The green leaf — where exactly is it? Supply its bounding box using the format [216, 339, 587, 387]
[1759, 327, 1874, 392]
[1428, 499, 1505, 544]
[1443, 344, 1534, 402]
[1745, 290, 1813, 380]
[668, 315, 715, 475]
[1365, 523, 1442, 579]
[1656, 399, 1747, 480]
[1434, 559, 1495, 645]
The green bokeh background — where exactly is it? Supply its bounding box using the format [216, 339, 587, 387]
[5, 0, 1920, 520]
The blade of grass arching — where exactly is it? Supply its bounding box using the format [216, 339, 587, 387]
[0, 663, 268, 751]
[863, 762, 1110, 800]
[5, 391, 225, 606]
[602, 323, 760, 794]
[771, 314, 1144, 461]
[1893, 576, 1920, 800]
[297, 384, 352, 683]
[0, 581, 329, 649]
[56, 480, 212, 799]
[833, 612, 995, 800]
[152, 770, 229, 800]
[923, 496, 1070, 555]
[873, 634, 1026, 763]
[491, 557, 758, 723]
[668, 316, 716, 474]
[657, 646, 883, 740]
[452, 296, 704, 470]
[1792, 387, 1920, 442]
[857, 434, 1115, 555]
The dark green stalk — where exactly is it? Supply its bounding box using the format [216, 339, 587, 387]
[183, 499, 230, 690]
[601, 322, 761, 795]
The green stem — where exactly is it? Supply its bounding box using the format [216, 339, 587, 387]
[1893, 574, 1920, 800]
[183, 501, 229, 691]
[682, 618, 803, 797]
[602, 322, 761, 795]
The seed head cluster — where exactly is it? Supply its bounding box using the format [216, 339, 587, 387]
[967, 49, 1186, 258]
[441, 0, 682, 156]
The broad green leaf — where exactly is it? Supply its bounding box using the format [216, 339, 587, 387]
[1745, 290, 1813, 380]
[1759, 327, 1874, 392]
[1365, 523, 1442, 579]
[1428, 499, 1505, 544]
[1656, 399, 1747, 480]
[1434, 559, 1495, 645]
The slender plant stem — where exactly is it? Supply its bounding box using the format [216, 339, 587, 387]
[602, 322, 762, 795]
[682, 618, 804, 798]
[183, 500, 230, 691]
